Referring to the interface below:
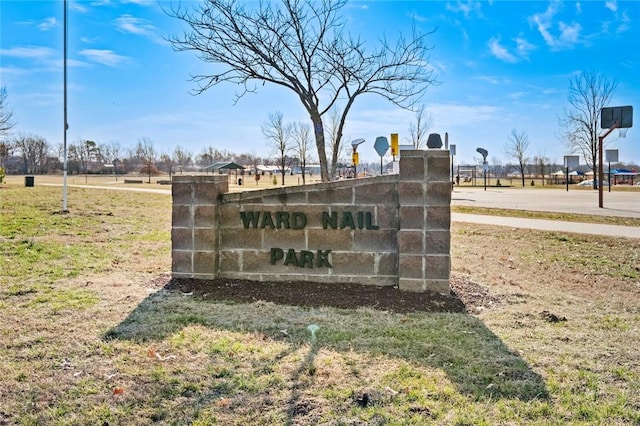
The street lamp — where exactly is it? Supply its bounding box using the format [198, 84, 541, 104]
[351, 138, 365, 178]
[476, 147, 488, 191]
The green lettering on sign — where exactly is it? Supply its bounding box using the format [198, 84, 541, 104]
[322, 211, 337, 229]
[317, 249, 332, 267]
[270, 247, 284, 264]
[300, 250, 314, 268]
[261, 212, 275, 229]
[284, 249, 299, 266]
[240, 211, 261, 228]
[292, 212, 307, 229]
[270, 248, 332, 268]
[340, 211, 356, 229]
[275, 212, 290, 229]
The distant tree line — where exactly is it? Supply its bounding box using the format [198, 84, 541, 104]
[0, 134, 322, 177]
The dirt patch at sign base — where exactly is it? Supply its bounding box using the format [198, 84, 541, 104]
[160, 273, 501, 314]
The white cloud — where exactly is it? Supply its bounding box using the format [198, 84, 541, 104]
[507, 91, 528, 100]
[605, 1, 618, 12]
[69, 1, 88, 13]
[114, 14, 166, 44]
[431, 102, 503, 127]
[476, 75, 500, 85]
[38, 17, 58, 31]
[446, 1, 483, 19]
[0, 66, 27, 76]
[529, 3, 559, 47]
[430, 60, 448, 74]
[79, 49, 129, 67]
[616, 11, 630, 34]
[410, 12, 429, 23]
[558, 22, 582, 45]
[529, 3, 583, 50]
[515, 37, 536, 58]
[488, 37, 517, 63]
[0, 46, 56, 59]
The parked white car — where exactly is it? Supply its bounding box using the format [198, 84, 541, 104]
[577, 179, 609, 187]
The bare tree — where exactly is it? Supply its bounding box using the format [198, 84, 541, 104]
[241, 153, 262, 185]
[0, 140, 13, 170]
[559, 71, 617, 189]
[173, 146, 192, 174]
[100, 141, 122, 178]
[1, 87, 16, 172]
[166, 0, 436, 182]
[197, 146, 229, 170]
[532, 149, 549, 185]
[13, 134, 50, 174]
[505, 129, 530, 187]
[0, 86, 16, 138]
[407, 105, 433, 149]
[136, 138, 157, 183]
[292, 121, 312, 184]
[262, 112, 292, 185]
[157, 153, 175, 177]
[75, 140, 98, 183]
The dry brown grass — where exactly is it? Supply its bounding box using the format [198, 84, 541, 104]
[1, 182, 639, 424]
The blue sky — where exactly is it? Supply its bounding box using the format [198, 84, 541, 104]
[1, 0, 639, 167]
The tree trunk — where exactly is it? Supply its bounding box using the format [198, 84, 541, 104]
[311, 113, 329, 182]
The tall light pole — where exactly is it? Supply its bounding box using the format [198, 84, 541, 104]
[62, 0, 69, 212]
[476, 147, 488, 191]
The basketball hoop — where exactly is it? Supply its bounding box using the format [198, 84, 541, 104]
[618, 128, 628, 138]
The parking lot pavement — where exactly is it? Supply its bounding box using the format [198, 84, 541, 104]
[451, 187, 640, 239]
[452, 187, 640, 219]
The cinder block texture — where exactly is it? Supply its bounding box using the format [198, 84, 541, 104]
[171, 150, 451, 295]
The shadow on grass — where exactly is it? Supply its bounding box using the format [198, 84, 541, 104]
[104, 277, 549, 405]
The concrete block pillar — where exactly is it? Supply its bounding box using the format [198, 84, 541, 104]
[397, 150, 451, 294]
[171, 175, 228, 279]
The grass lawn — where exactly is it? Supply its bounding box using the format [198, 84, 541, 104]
[0, 183, 639, 425]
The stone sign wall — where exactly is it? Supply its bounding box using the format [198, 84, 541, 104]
[171, 149, 451, 293]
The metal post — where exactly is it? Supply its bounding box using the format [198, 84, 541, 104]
[598, 135, 604, 208]
[450, 154, 454, 189]
[483, 163, 487, 191]
[62, 0, 68, 212]
[598, 123, 618, 208]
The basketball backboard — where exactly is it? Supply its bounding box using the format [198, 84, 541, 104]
[600, 105, 633, 129]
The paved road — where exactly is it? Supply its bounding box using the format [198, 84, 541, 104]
[452, 187, 640, 218]
[452, 187, 640, 239]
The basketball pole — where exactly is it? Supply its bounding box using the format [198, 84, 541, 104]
[598, 121, 618, 208]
